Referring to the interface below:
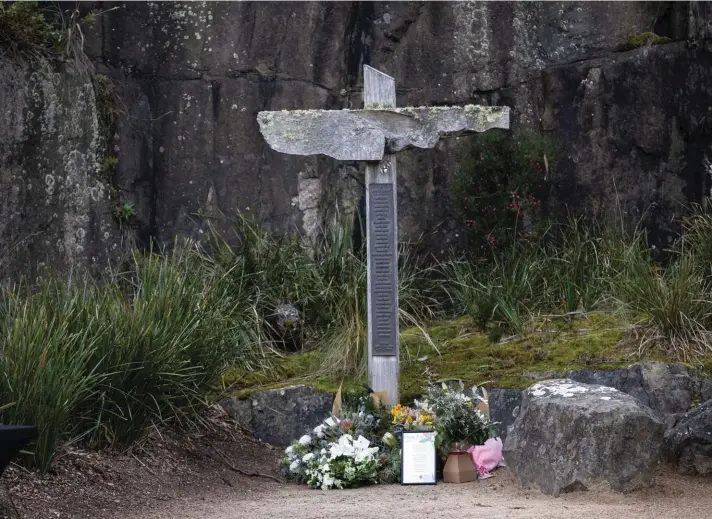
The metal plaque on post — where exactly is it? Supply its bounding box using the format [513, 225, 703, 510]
[368, 182, 398, 356]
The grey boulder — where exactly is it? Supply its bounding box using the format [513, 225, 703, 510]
[664, 399, 712, 475]
[503, 379, 665, 496]
[220, 385, 334, 447]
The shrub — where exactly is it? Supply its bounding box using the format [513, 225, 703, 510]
[0, 1, 58, 57]
[451, 131, 557, 252]
[0, 2, 95, 60]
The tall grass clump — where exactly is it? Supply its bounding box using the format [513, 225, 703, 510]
[84, 248, 238, 448]
[0, 281, 105, 471]
[681, 205, 712, 277]
[201, 215, 316, 354]
[545, 218, 627, 313]
[441, 245, 550, 336]
[0, 242, 258, 469]
[441, 219, 638, 336]
[615, 229, 712, 360]
[312, 223, 369, 376]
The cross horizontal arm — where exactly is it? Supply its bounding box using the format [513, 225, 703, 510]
[257, 105, 510, 161]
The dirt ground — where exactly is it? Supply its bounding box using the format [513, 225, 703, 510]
[3, 408, 712, 519]
[124, 469, 712, 519]
[3, 405, 282, 519]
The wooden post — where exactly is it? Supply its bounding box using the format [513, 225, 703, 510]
[364, 66, 399, 406]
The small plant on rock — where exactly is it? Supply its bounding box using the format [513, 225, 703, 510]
[113, 202, 136, 226]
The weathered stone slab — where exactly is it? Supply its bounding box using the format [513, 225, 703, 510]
[664, 399, 712, 475]
[257, 105, 510, 161]
[220, 385, 334, 447]
[503, 379, 664, 496]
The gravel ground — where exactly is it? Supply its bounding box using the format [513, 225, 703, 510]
[127, 468, 712, 519]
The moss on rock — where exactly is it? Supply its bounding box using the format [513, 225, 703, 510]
[624, 32, 672, 50]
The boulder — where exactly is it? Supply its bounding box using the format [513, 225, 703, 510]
[219, 397, 253, 429]
[266, 303, 303, 352]
[567, 362, 697, 416]
[487, 388, 522, 444]
[664, 399, 712, 475]
[220, 385, 333, 447]
[503, 379, 665, 496]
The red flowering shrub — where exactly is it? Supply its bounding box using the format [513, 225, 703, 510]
[452, 131, 557, 251]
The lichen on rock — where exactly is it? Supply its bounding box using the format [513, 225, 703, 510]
[0, 56, 120, 280]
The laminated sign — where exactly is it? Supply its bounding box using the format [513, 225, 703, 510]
[401, 430, 437, 485]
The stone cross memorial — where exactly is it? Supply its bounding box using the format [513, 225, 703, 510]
[257, 65, 510, 405]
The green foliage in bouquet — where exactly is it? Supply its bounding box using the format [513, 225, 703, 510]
[415, 381, 496, 453]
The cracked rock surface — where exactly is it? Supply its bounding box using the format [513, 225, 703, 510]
[503, 379, 665, 496]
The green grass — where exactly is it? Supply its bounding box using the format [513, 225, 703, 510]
[0, 244, 263, 469]
[6, 207, 712, 471]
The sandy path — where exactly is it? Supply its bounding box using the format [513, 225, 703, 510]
[128, 469, 712, 519]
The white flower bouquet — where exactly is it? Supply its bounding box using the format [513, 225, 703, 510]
[280, 409, 384, 484]
[303, 434, 380, 490]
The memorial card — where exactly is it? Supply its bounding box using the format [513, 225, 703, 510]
[401, 430, 437, 485]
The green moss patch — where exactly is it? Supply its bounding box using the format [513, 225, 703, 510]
[622, 32, 673, 51]
[221, 313, 709, 404]
[399, 313, 633, 401]
[219, 350, 368, 401]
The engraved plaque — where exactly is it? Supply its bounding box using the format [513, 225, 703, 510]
[368, 183, 398, 356]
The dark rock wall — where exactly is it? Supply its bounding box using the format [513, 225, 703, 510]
[0, 58, 120, 281]
[3, 2, 712, 278]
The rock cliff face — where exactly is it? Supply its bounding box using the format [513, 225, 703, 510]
[0, 57, 120, 280]
[3, 2, 712, 277]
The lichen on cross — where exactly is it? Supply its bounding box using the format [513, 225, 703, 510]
[257, 65, 510, 405]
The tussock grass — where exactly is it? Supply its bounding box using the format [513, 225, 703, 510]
[0, 242, 262, 469]
[614, 232, 712, 360]
[440, 213, 712, 364]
